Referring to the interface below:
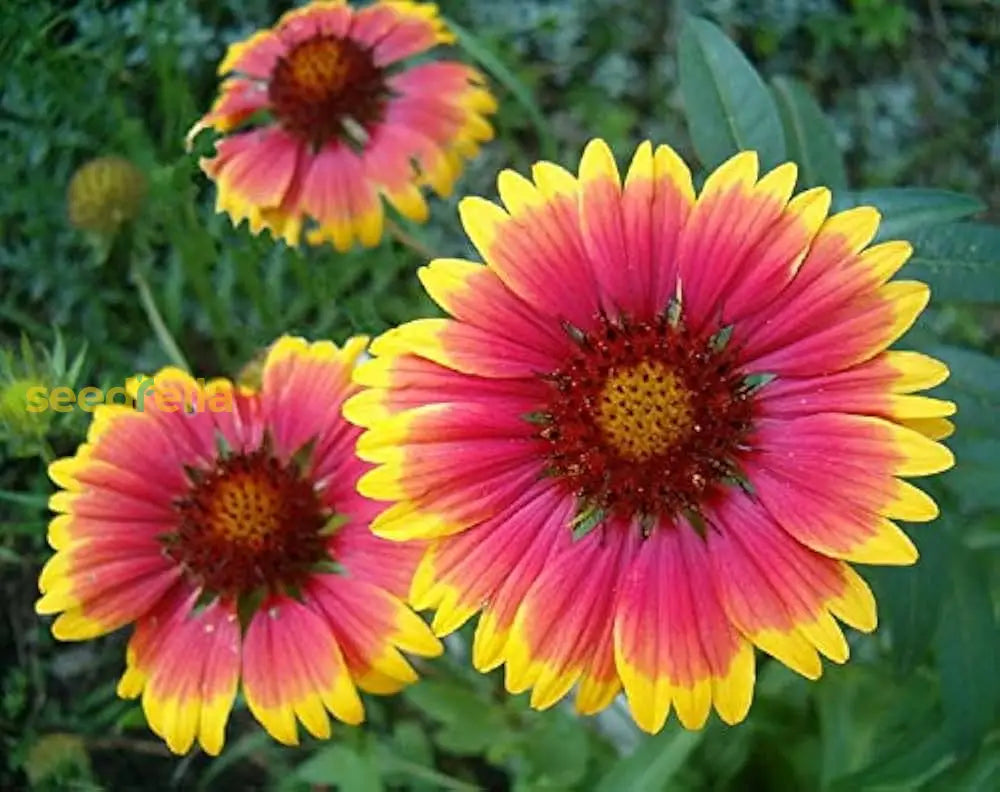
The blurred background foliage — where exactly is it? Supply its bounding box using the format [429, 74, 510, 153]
[2, 0, 999, 789]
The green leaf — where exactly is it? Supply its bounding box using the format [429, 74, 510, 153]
[817, 667, 898, 787]
[935, 541, 1000, 753]
[906, 223, 1000, 303]
[678, 16, 786, 170]
[831, 189, 985, 241]
[196, 731, 275, 791]
[404, 679, 494, 725]
[927, 344, 1000, 400]
[403, 679, 508, 756]
[377, 734, 479, 792]
[595, 726, 703, 792]
[926, 735, 1000, 792]
[518, 710, 590, 788]
[866, 525, 949, 674]
[938, 439, 1000, 514]
[830, 728, 956, 792]
[0, 489, 49, 507]
[770, 75, 847, 190]
[295, 744, 383, 792]
[924, 344, 1000, 436]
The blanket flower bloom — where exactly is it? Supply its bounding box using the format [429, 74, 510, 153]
[188, 0, 496, 250]
[36, 337, 441, 754]
[345, 139, 956, 732]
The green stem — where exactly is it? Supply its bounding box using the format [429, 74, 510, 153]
[130, 267, 190, 371]
[39, 440, 56, 465]
[387, 757, 480, 792]
[237, 248, 275, 331]
[386, 218, 437, 261]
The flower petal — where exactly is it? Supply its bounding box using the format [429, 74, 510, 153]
[503, 525, 636, 712]
[410, 482, 571, 638]
[301, 144, 383, 251]
[352, 0, 454, 66]
[620, 141, 696, 316]
[202, 128, 303, 229]
[258, 335, 367, 466]
[615, 523, 754, 731]
[676, 153, 799, 332]
[243, 596, 364, 745]
[126, 594, 241, 756]
[708, 496, 878, 678]
[306, 573, 440, 694]
[459, 172, 601, 329]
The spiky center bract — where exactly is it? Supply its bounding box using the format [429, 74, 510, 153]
[539, 314, 756, 525]
[269, 35, 386, 146]
[167, 447, 329, 598]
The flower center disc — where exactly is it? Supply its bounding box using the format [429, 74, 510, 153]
[269, 35, 386, 145]
[168, 448, 329, 597]
[595, 360, 694, 462]
[540, 316, 755, 523]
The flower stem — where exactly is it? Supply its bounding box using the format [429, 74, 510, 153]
[386, 218, 437, 261]
[130, 267, 190, 371]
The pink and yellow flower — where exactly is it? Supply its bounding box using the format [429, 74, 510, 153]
[188, 0, 496, 250]
[346, 139, 956, 732]
[37, 337, 441, 754]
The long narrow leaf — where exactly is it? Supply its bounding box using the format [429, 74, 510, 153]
[771, 75, 847, 190]
[678, 16, 786, 170]
[832, 188, 985, 241]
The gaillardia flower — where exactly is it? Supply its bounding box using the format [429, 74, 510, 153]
[188, 0, 496, 250]
[37, 337, 441, 754]
[346, 140, 956, 732]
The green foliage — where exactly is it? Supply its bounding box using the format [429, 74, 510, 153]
[935, 537, 999, 754]
[678, 15, 787, 170]
[905, 223, 1000, 304]
[594, 727, 702, 791]
[2, 0, 999, 790]
[770, 75, 847, 191]
[831, 188, 986, 241]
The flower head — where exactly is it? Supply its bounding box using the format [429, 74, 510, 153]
[67, 156, 147, 234]
[189, 0, 496, 250]
[346, 140, 956, 732]
[37, 337, 441, 754]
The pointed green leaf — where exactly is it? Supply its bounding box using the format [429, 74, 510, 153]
[831, 189, 986, 242]
[678, 16, 786, 170]
[905, 222, 1000, 303]
[403, 680, 508, 757]
[866, 526, 948, 674]
[595, 726, 703, 792]
[295, 744, 383, 791]
[771, 75, 847, 190]
[935, 541, 999, 752]
[830, 728, 956, 792]
[925, 343, 1000, 435]
[518, 711, 590, 788]
[819, 665, 945, 789]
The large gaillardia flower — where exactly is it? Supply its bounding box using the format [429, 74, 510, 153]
[345, 140, 956, 732]
[36, 337, 441, 754]
[188, 0, 496, 250]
